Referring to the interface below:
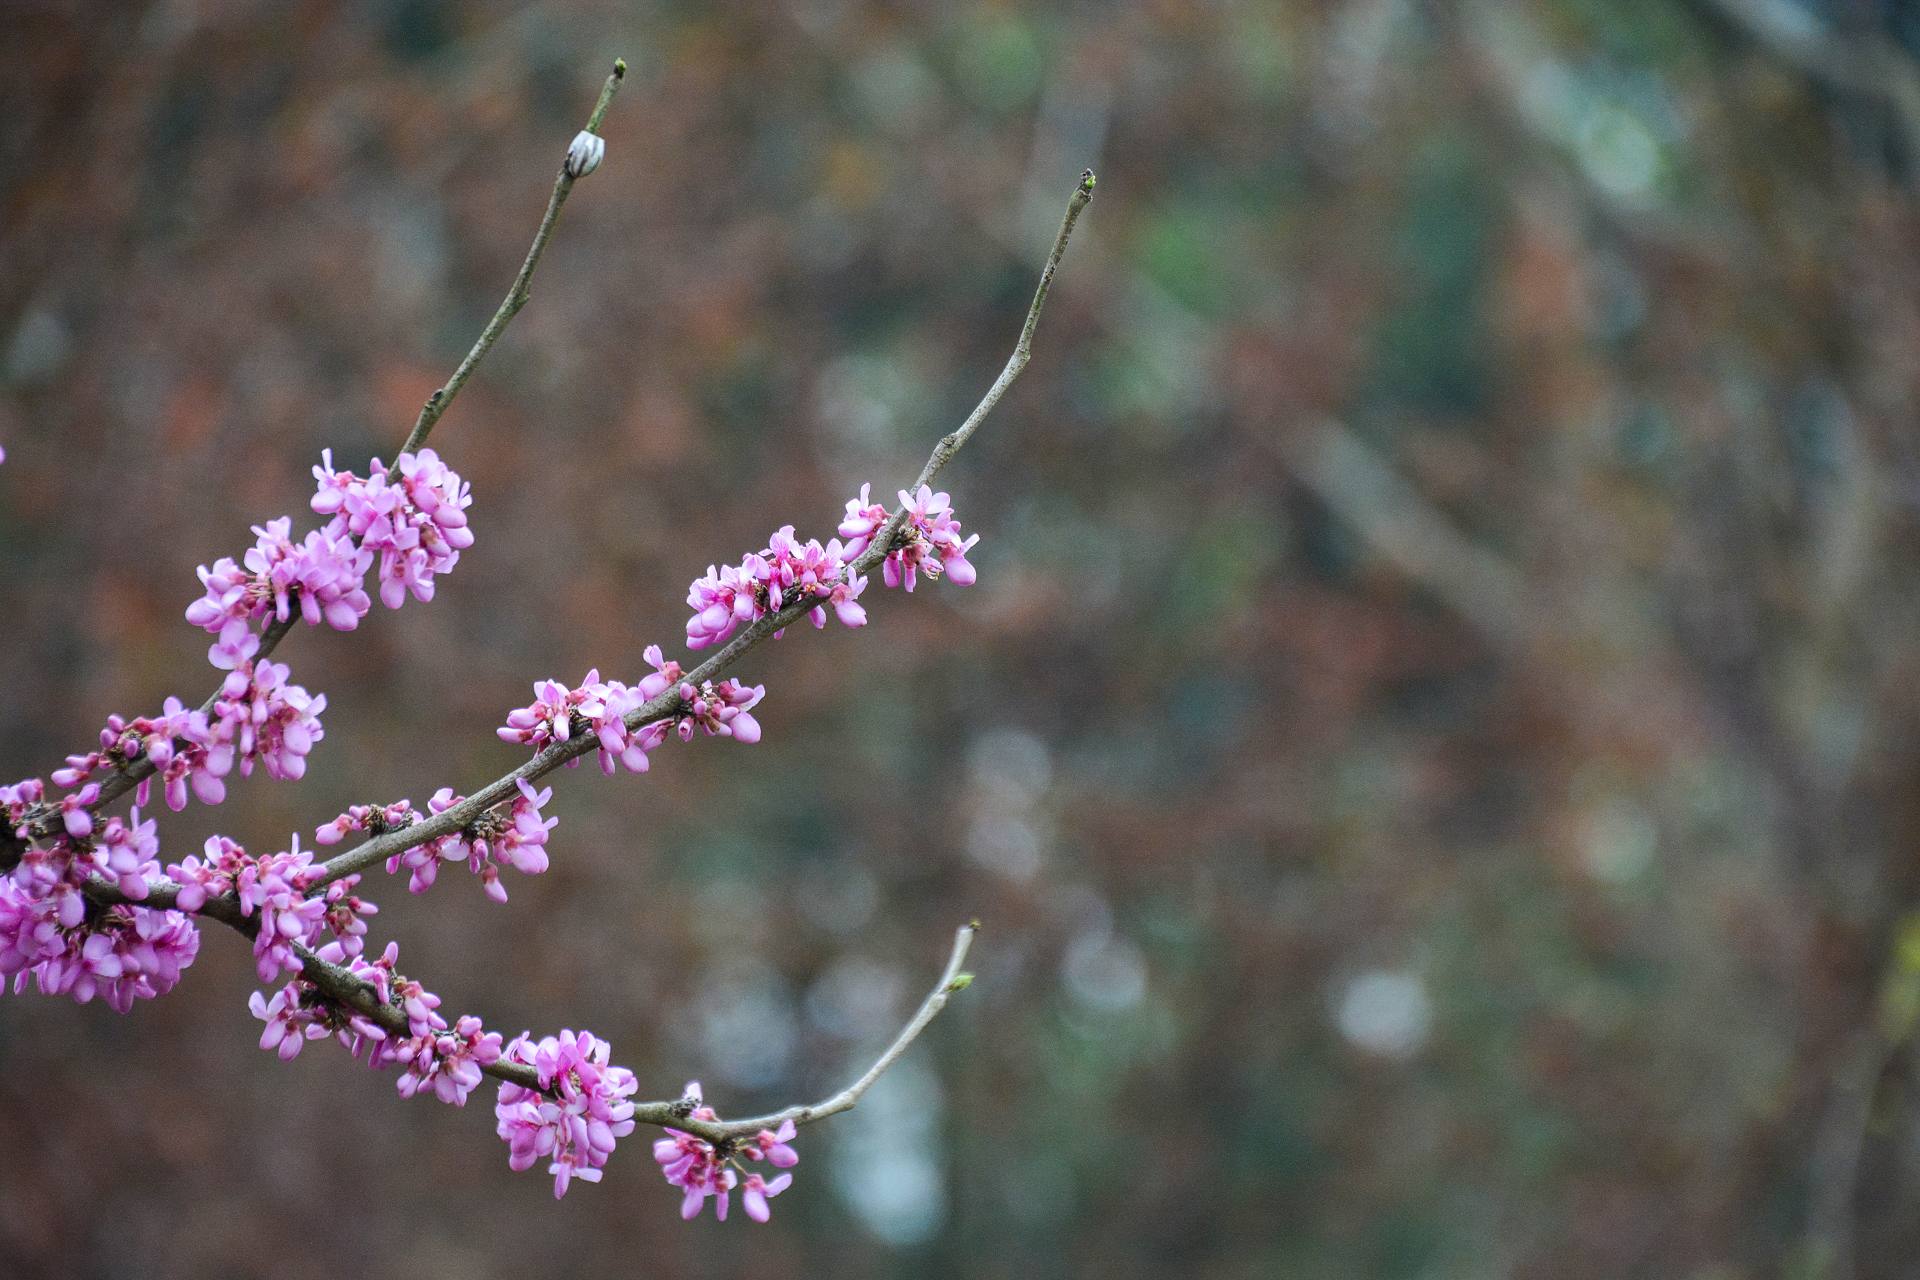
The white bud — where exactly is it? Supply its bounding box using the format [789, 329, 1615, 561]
[565, 130, 605, 178]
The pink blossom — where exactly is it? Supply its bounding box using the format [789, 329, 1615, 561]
[740, 1172, 793, 1223]
[0, 878, 198, 1011]
[652, 1082, 798, 1222]
[465, 780, 555, 903]
[1, 778, 45, 841]
[837, 482, 889, 559]
[659, 678, 764, 745]
[218, 836, 326, 982]
[315, 873, 378, 957]
[879, 485, 979, 591]
[185, 515, 374, 657]
[745, 1118, 799, 1168]
[385, 787, 470, 894]
[396, 1015, 504, 1106]
[494, 1029, 638, 1198]
[165, 835, 251, 913]
[248, 982, 328, 1061]
[313, 447, 473, 610]
[55, 785, 99, 838]
[684, 524, 869, 650]
[87, 809, 161, 900]
[210, 658, 326, 782]
[498, 672, 651, 776]
[315, 798, 417, 846]
[55, 702, 229, 813]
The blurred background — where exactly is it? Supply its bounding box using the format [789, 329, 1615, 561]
[5, 0, 1920, 1275]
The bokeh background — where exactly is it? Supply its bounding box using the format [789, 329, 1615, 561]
[6, 0, 1920, 1276]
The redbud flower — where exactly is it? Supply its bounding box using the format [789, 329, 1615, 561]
[315, 873, 378, 957]
[315, 448, 473, 609]
[210, 658, 326, 782]
[232, 836, 326, 982]
[466, 780, 555, 903]
[663, 678, 764, 744]
[1, 778, 45, 840]
[880, 485, 979, 591]
[837, 483, 889, 559]
[1, 852, 198, 1012]
[315, 798, 417, 846]
[740, 1172, 793, 1223]
[685, 525, 869, 650]
[396, 1015, 503, 1106]
[494, 1029, 639, 1198]
[745, 1118, 799, 1168]
[500, 672, 654, 776]
[386, 787, 471, 893]
[652, 1082, 798, 1222]
[248, 982, 329, 1061]
[88, 809, 160, 900]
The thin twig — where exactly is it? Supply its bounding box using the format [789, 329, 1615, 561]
[69, 62, 627, 819]
[393, 61, 625, 462]
[641, 922, 979, 1141]
[1694, 0, 1920, 171]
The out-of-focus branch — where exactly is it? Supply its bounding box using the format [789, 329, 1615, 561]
[1275, 419, 1528, 647]
[69, 62, 628, 820]
[1697, 0, 1920, 166]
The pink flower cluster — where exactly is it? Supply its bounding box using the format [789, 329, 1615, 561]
[58, 700, 230, 812]
[653, 1082, 797, 1222]
[166, 834, 372, 980]
[498, 650, 766, 769]
[494, 1029, 639, 1198]
[685, 525, 869, 651]
[54, 659, 325, 820]
[497, 669, 656, 776]
[185, 447, 469, 670]
[247, 939, 502, 1108]
[311, 447, 474, 609]
[187, 516, 372, 662]
[840, 483, 979, 591]
[666, 674, 765, 744]
[315, 798, 418, 847]
[381, 782, 554, 902]
[0, 792, 200, 1011]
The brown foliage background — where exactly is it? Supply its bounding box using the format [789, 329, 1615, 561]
[6, 1, 1920, 1276]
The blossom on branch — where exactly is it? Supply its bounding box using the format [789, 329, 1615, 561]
[1, 803, 198, 1010]
[684, 524, 869, 650]
[494, 1029, 639, 1198]
[653, 1082, 800, 1222]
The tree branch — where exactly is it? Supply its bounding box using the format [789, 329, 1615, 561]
[77, 168, 1096, 914]
[60, 169, 1082, 1149]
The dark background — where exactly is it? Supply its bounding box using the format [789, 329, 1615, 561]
[6, 1, 1920, 1276]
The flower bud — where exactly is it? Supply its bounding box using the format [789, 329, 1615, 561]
[565, 130, 605, 178]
